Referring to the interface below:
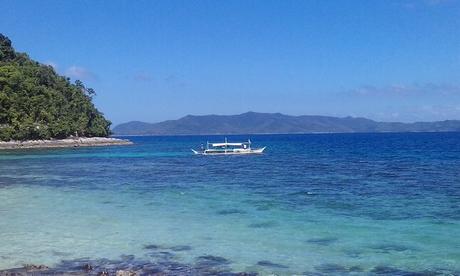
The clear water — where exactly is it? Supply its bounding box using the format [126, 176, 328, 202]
[0, 133, 459, 275]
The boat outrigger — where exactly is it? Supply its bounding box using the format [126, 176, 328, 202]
[192, 138, 266, 155]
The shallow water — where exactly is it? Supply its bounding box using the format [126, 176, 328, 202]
[0, 133, 459, 274]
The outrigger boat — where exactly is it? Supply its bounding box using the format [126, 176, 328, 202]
[192, 138, 266, 155]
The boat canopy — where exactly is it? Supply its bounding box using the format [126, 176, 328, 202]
[210, 142, 245, 147]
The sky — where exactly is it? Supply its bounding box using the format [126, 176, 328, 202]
[1, 0, 460, 125]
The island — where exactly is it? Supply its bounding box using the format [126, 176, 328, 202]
[0, 34, 132, 149]
[113, 112, 460, 136]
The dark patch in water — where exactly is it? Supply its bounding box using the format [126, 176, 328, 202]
[431, 220, 455, 225]
[372, 266, 400, 274]
[370, 243, 413, 253]
[101, 201, 112, 204]
[51, 250, 72, 257]
[243, 199, 276, 211]
[147, 251, 174, 260]
[217, 209, 247, 215]
[170, 245, 192, 251]
[255, 206, 272, 211]
[302, 272, 323, 276]
[248, 221, 277, 228]
[349, 266, 363, 272]
[306, 237, 338, 246]
[371, 265, 417, 275]
[314, 263, 349, 273]
[196, 255, 231, 267]
[143, 244, 160, 250]
[370, 265, 445, 275]
[120, 254, 135, 262]
[343, 249, 362, 258]
[256, 260, 289, 269]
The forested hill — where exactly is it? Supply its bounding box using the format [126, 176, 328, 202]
[113, 112, 460, 135]
[0, 34, 111, 141]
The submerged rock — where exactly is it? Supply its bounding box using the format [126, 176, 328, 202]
[306, 237, 338, 246]
[196, 255, 231, 266]
[169, 245, 192, 251]
[115, 269, 136, 276]
[314, 263, 349, 273]
[147, 251, 175, 260]
[23, 264, 49, 270]
[369, 243, 414, 253]
[247, 221, 277, 228]
[143, 244, 160, 250]
[51, 250, 72, 257]
[83, 263, 93, 271]
[371, 265, 409, 274]
[0, 254, 255, 276]
[256, 260, 289, 269]
[216, 209, 247, 215]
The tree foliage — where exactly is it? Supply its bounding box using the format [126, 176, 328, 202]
[0, 34, 111, 141]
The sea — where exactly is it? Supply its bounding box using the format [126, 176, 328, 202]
[0, 133, 459, 275]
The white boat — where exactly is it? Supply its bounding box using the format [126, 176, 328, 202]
[192, 138, 266, 155]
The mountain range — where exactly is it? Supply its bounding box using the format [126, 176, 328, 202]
[112, 112, 460, 135]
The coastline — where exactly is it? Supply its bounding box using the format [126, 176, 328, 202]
[0, 137, 133, 150]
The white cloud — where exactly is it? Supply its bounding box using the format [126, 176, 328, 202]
[65, 66, 97, 81]
[350, 83, 460, 97]
[133, 72, 153, 82]
[44, 61, 58, 70]
[398, 0, 453, 9]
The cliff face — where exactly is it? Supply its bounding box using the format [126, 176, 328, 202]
[0, 34, 111, 141]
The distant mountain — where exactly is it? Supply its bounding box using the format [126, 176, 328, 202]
[112, 112, 460, 135]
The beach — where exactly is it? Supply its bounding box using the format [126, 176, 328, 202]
[0, 137, 133, 150]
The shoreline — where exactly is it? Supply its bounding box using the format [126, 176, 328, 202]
[0, 137, 133, 150]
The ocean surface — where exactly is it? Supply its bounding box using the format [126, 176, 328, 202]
[0, 133, 459, 275]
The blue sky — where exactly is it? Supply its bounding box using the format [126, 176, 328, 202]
[1, 0, 460, 125]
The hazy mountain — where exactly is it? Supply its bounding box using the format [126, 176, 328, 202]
[112, 112, 460, 135]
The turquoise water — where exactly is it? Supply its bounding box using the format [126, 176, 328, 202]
[0, 133, 459, 275]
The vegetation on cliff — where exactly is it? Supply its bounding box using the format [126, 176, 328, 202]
[0, 34, 111, 141]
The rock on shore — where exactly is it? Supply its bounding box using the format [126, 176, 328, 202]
[0, 137, 133, 150]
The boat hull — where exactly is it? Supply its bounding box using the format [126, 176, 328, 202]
[192, 147, 266, 155]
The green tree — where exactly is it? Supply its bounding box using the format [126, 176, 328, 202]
[0, 33, 112, 141]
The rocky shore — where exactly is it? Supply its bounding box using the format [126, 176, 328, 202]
[0, 137, 133, 150]
[0, 254, 257, 276]
[0, 243, 451, 276]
